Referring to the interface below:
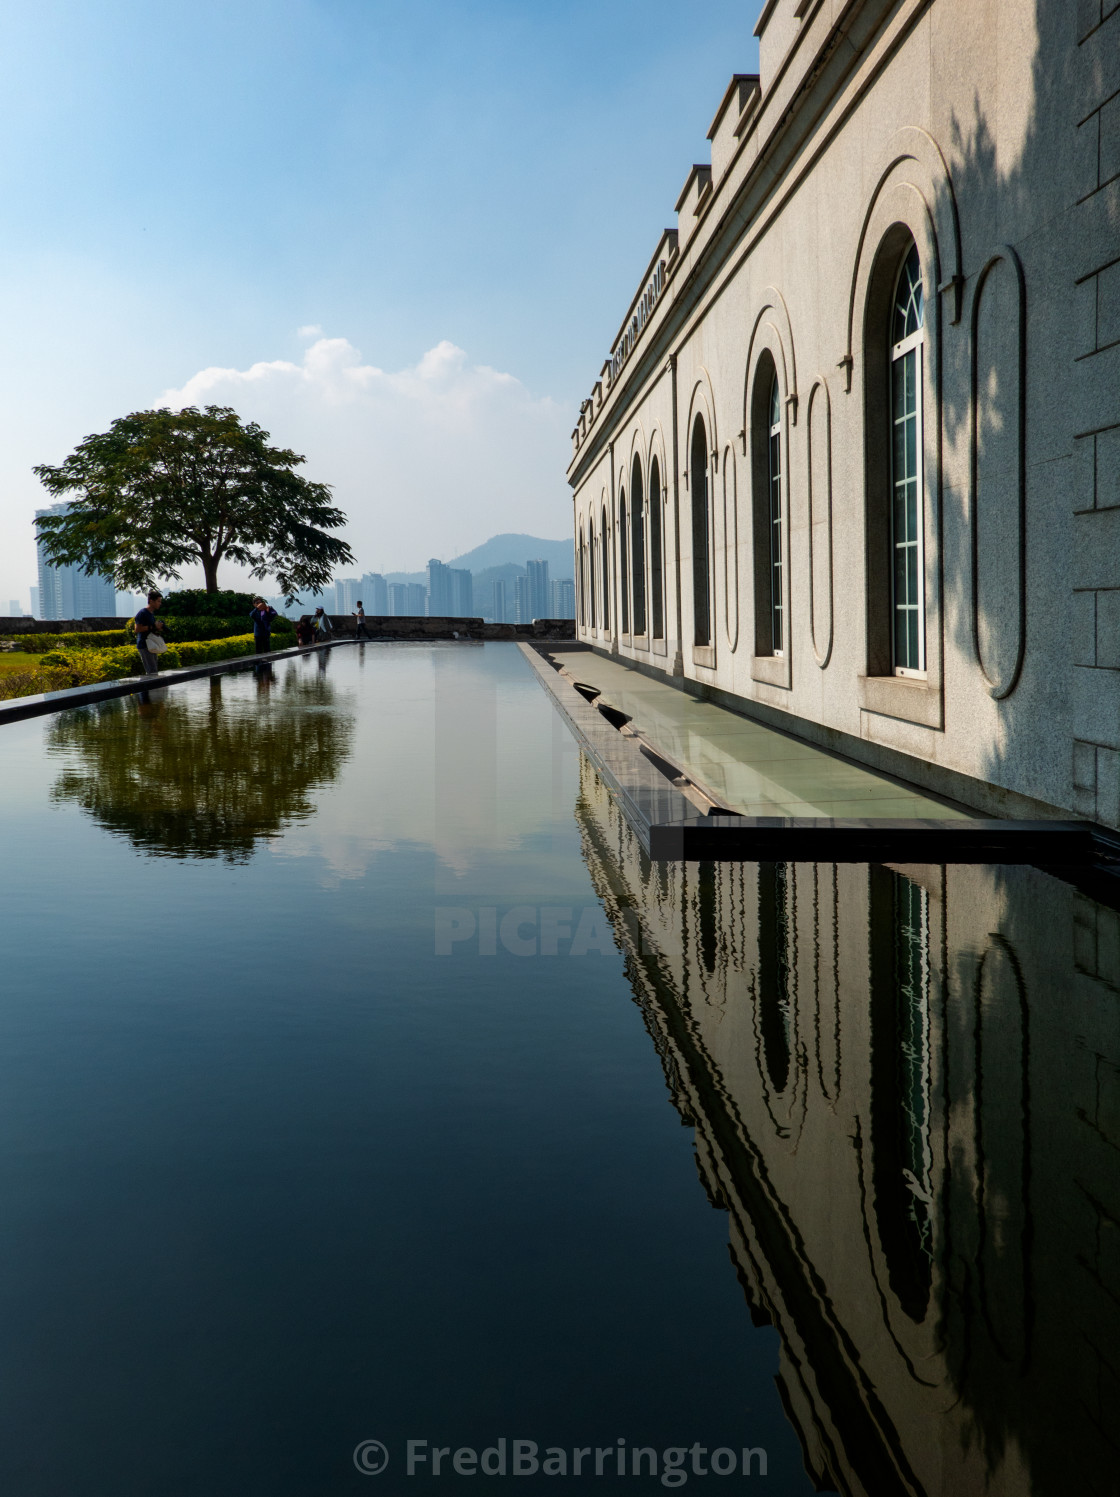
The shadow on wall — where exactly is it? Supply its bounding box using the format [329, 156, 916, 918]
[46, 663, 355, 862]
[926, 0, 1118, 822]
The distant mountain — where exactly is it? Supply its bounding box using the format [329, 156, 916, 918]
[375, 535, 573, 587]
[447, 533, 574, 578]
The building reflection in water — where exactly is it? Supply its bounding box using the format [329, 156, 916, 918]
[575, 754, 1119, 1497]
[46, 663, 354, 861]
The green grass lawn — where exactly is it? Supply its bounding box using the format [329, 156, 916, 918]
[0, 653, 41, 677]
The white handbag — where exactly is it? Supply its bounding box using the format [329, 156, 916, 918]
[145, 633, 168, 655]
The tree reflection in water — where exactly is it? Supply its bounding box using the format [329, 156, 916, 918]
[47, 663, 355, 861]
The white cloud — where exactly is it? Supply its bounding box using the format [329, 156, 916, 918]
[296, 323, 322, 338]
[156, 335, 572, 575]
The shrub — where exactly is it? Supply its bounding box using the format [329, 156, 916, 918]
[1, 634, 264, 698]
[160, 589, 258, 617]
[8, 616, 294, 653]
[12, 629, 133, 653]
[163, 636, 257, 668]
[0, 664, 75, 701]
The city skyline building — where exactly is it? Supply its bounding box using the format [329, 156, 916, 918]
[333, 578, 362, 613]
[549, 578, 575, 620]
[526, 559, 550, 620]
[427, 559, 473, 617]
[34, 503, 116, 621]
[388, 582, 427, 617]
[360, 572, 389, 615]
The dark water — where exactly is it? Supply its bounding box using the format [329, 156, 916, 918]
[0, 644, 1115, 1496]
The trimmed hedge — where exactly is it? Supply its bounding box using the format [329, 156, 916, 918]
[0, 633, 280, 699]
[9, 616, 295, 653]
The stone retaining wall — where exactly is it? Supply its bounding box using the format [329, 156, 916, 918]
[0, 615, 576, 641]
[0, 617, 126, 634]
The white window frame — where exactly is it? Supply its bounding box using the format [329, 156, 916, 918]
[768, 379, 784, 657]
[889, 254, 926, 678]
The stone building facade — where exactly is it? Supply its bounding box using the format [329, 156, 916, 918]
[567, 0, 1120, 828]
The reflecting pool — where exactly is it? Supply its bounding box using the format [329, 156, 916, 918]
[0, 643, 1114, 1496]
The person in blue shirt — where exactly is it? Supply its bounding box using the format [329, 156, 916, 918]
[134, 590, 165, 674]
[249, 598, 278, 654]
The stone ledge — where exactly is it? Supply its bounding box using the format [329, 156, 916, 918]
[0, 642, 334, 726]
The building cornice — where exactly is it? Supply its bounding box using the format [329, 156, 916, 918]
[567, 0, 932, 490]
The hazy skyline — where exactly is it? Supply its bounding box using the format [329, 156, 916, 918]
[2, 0, 760, 604]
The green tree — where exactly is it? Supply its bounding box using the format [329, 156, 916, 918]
[34, 404, 354, 601]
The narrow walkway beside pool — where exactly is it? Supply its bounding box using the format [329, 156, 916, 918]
[546, 650, 969, 822]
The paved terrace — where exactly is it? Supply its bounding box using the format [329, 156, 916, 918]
[545, 649, 969, 822]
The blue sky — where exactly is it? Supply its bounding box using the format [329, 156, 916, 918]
[1, 0, 760, 602]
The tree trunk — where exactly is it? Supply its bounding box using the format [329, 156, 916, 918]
[201, 555, 220, 592]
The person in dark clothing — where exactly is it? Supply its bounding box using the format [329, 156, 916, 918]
[354, 600, 369, 640]
[249, 598, 278, 654]
[134, 590, 165, 674]
[295, 615, 315, 647]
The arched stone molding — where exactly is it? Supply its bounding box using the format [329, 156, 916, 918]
[577, 519, 586, 630]
[626, 419, 648, 479]
[684, 371, 719, 488]
[843, 125, 963, 386]
[626, 423, 650, 647]
[806, 377, 835, 669]
[969, 245, 1027, 701]
[852, 190, 946, 730]
[646, 426, 671, 655]
[599, 490, 613, 642]
[722, 444, 740, 652]
[742, 289, 799, 440]
[744, 312, 794, 689]
[684, 374, 719, 668]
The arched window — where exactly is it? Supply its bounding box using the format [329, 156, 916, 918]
[649, 455, 664, 640]
[578, 524, 586, 628]
[890, 242, 925, 673]
[768, 377, 784, 654]
[618, 488, 630, 634]
[589, 523, 597, 629]
[751, 355, 785, 658]
[631, 456, 647, 638]
[691, 417, 712, 647]
[601, 505, 611, 632]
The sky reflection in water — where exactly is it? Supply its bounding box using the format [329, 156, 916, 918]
[0, 642, 1113, 1497]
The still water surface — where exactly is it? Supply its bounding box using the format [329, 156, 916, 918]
[0, 643, 1115, 1496]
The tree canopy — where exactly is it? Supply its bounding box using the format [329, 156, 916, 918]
[34, 405, 354, 600]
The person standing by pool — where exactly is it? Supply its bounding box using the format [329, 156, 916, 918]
[313, 607, 333, 641]
[249, 597, 278, 654]
[134, 590, 165, 674]
[354, 600, 369, 640]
